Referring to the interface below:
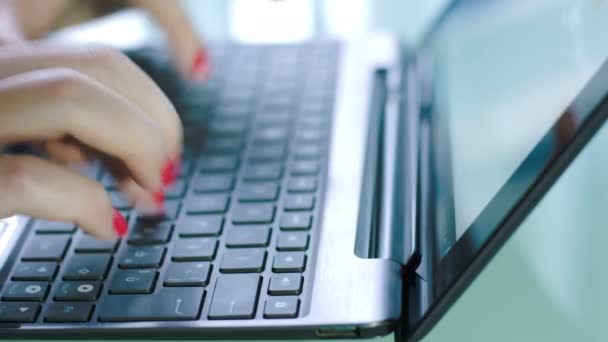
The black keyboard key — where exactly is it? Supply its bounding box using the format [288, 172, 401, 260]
[296, 129, 324, 142]
[268, 274, 303, 295]
[109, 192, 133, 210]
[176, 215, 224, 237]
[280, 213, 312, 231]
[248, 146, 286, 162]
[300, 101, 327, 115]
[22, 235, 70, 261]
[33, 220, 76, 234]
[209, 120, 248, 136]
[284, 194, 315, 211]
[237, 183, 279, 202]
[272, 252, 306, 273]
[208, 274, 261, 319]
[299, 115, 328, 128]
[264, 297, 299, 318]
[98, 288, 205, 322]
[172, 238, 218, 261]
[216, 103, 250, 117]
[163, 200, 182, 219]
[118, 246, 166, 269]
[177, 159, 192, 178]
[277, 232, 309, 251]
[205, 137, 243, 154]
[53, 281, 102, 301]
[192, 174, 235, 193]
[184, 194, 230, 214]
[260, 97, 292, 110]
[109, 269, 157, 294]
[74, 234, 119, 253]
[220, 249, 266, 273]
[253, 126, 289, 144]
[0, 303, 40, 323]
[290, 160, 319, 175]
[2, 282, 49, 302]
[256, 113, 290, 126]
[293, 144, 323, 160]
[166, 180, 187, 199]
[129, 222, 173, 245]
[232, 203, 275, 224]
[164, 262, 211, 287]
[44, 302, 93, 323]
[225, 226, 271, 248]
[242, 163, 283, 181]
[287, 177, 317, 193]
[12, 262, 58, 281]
[199, 155, 239, 172]
[62, 254, 112, 280]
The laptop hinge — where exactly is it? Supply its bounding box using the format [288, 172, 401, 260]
[354, 57, 420, 271]
[376, 55, 421, 270]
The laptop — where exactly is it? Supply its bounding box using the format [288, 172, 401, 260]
[1, 0, 607, 340]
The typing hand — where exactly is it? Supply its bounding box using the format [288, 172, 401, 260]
[0, 42, 183, 240]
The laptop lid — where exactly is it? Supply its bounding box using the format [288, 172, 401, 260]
[401, 0, 608, 340]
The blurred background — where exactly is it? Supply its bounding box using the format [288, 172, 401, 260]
[52, 0, 608, 341]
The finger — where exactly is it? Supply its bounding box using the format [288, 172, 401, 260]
[128, 0, 209, 80]
[0, 67, 167, 192]
[6, 0, 71, 40]
[45, 139, 89, 165]
[101, 155, 161, 214]
[117, 177, 162, 215]
[0, 43, 182, 160]
[0, 155, 126, 239]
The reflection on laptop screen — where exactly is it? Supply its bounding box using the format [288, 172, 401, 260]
[431, 0, 608, 254]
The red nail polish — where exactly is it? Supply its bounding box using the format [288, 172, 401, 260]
[161, 160, 176, 187]
[153, 190, 165, 207]
[112, 209, 128, 237]
[152, 190, 166, 215]
[191, 48, 210, 81]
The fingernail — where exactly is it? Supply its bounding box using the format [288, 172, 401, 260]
[153, 190, 165, 209]
[112, 209, 128, 238]
[161, 160, 176, 188]
[191, 48, 210, 82]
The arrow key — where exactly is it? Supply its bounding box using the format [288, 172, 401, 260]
[0, 303, 41, 323]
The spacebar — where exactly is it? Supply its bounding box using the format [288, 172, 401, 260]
[98, 288, 205, 322]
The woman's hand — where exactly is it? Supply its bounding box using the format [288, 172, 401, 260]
[0, 0, 210, 80]
[0, 42, 183, 240]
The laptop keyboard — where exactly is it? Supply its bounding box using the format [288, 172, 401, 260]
[0, 42, 339, 324]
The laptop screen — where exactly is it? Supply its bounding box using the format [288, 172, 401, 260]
[430, 0, 608, 258]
